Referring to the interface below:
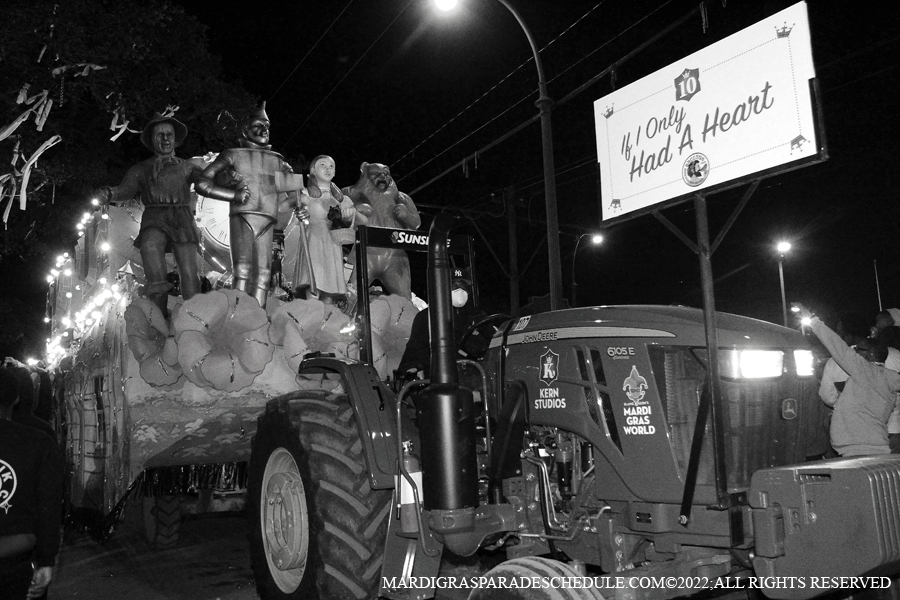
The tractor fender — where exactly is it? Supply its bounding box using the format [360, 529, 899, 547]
[297, 356, 405, 489]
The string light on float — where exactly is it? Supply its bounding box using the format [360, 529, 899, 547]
[44, 194, 131, 362]
[92, 197, 110, 220]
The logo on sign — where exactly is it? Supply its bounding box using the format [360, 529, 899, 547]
[775, 22, 793, 39]
[539, 350, 559, 386]
[0, 459, 17, 513]
[512, 316, 531, 332]
[623, 365, 648, 405]
[390, 231, 429, 245]
[781, 398, 798, 420]
[682, 153, 710, 187]
[674, 68, 701, 102]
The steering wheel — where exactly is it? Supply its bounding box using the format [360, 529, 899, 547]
[458, 313, 512, 361]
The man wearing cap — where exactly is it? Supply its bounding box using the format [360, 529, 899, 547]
[195, 103, 301, 308]
[399, 274, 491, 379]
[99, 112, 206, 317]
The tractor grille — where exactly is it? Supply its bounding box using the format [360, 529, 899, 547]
[650, 346, 818, 491]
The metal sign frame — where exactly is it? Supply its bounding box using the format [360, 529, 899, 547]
[354, 225, 476, 365]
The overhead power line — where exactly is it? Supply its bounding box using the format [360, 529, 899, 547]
[285, 0, 414, 145]
[398, 0, 680, 191]
[402, 1, 697, 195]
[391, 1, 608, 169]
[269, 0, 357, 101]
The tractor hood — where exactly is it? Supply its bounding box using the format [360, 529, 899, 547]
[494, 305, 807, 350]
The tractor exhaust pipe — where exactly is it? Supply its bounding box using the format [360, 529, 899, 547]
[428, 213, 458, 386]
[418, 214, 478, 518]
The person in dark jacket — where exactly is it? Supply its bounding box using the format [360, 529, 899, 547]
[0, 368, 63, 599]
[399, 275, 492, 379]
[4, 362, 55, 442]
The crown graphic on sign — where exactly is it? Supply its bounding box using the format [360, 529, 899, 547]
[775, 22, 793, 38]
[603, 105, 614, 119]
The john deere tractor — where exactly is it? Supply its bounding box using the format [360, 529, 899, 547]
[248, 214, 900, 600]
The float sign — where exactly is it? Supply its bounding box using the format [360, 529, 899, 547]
[594, 1, 821, 222]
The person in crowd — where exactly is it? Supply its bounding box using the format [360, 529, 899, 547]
[0, 368, 63, 600]
[872, 308, 900, 338]
[98, 112, 207, 318]
[398, 274, 491, 380]
[795, 303, 900, 456]
[5, 362, 55, 442]
[875, 325, 900, 453]
[818, 312, 870, 409]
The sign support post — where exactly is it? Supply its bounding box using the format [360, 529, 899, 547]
[693, 194, 729, 510]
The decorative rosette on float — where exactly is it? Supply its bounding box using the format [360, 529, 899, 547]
[270, 298, 358, 374]
[369, 294, 418, 377]
[124, 297, 183, 388]
[173, 289, 274, 392]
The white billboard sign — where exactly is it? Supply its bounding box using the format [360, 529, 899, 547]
[594, 2, 821, 222]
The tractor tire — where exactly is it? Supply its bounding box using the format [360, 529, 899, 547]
[468, 557, 605, 600]
[249, 390, 391, 599]
[142, 494, 181, 550]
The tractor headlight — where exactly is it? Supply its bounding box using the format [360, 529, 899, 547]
[721, 349, 784, 379]
[793, 349, 815, 377]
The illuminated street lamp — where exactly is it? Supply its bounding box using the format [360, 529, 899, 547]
[571, 233, 603, 308]
[436, 0, 563, 310]
[776, 241, 791, 327]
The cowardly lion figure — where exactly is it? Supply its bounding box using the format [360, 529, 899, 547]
[342, 162, 420, 299]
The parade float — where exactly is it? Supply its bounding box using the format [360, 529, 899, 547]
[44, 191, 419, 548]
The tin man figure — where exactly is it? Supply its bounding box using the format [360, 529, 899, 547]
[195, 103, 303, 308]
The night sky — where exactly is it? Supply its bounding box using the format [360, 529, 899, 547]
[176, 0, 899, 325]
[11, 0, 900, 358]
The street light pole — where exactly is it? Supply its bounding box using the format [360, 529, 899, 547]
[570, 233, 602, 308]
[776, 241, 791, 327]
[495, 0, 563, 311]
[778, 256, 787, 327]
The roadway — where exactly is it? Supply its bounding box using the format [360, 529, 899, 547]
[49, 500, 481, 600]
